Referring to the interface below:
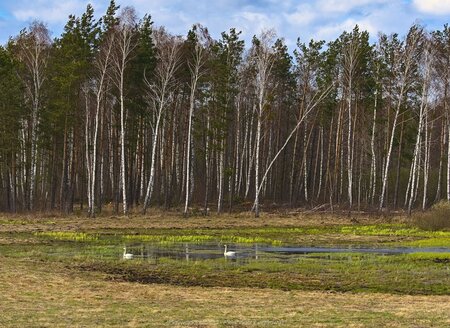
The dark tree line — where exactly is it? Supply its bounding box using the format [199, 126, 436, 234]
[1, 1, 450, 217]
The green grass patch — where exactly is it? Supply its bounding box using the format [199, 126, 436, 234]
[340, 224, 424, 236]
[220, 235, 282, 245]
[121, 233, 282, 245]
[34, 231, 99, 242]
[405, 252, 450, 260]
[75, 251, 450, 295]
[24, 223, 450, 248]
[402, 237, 450, 247]
[122, 234, 215, 244]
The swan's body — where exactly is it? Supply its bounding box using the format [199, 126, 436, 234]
[123, 247, 133, 259]
[223, 245, 236, 257]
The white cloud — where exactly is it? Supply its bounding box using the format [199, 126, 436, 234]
[1, 0, 449, 47]
[317, 0, 390, 14]
[12, 0, 91, 23]
[413, 0, 450, 15]
[232, 11, 279, 38]
[290, 0, 418, 44]
[285, 4, 316, 27]
[314, 19, 357, 41]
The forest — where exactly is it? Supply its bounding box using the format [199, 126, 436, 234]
[1, 0, 450, 217]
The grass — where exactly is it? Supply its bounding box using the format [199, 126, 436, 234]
[337, 223, 450, 237]
[110, 223, 449, 247]
[72, 251, 450, 295]
[33, 231, 99, 242]
[402, 237, 450, 247]
[413, 201, 450, 231]
[337, 224, 450, 247]
[4, 229, 449, 295]
[1, 212, 450, 326]
[0, 210, 397, 233]
[26, 224, 449, 249]
[122, 234, 283, 245]
[1, 256, 449, 328]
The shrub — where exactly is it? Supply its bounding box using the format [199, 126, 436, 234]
[413, 201, 450, 231]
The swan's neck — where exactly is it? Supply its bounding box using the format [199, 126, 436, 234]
[224, 245, 227, 253]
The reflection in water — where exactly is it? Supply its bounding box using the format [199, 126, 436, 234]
[118, 242, 450, 263]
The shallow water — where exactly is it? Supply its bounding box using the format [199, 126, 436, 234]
[118, 242, 450, 262]
[23, 231, 449, 263]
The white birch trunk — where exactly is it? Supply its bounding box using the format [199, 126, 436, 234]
[143, 112, 162, 211]
[85, 33, 114, 217]
[16, 23, 50, 210]
[379, 29, 422, 210]
[217, 140, 225, 214]
[112, 9, 139, 214]
[407, 41, 431, 214]
[316, 127, 324, 200]
[252, 86, 333, 209]
[254, 109, 262, 217]
[369, 88, 378, 204]
[423, 119, 432, 210]
[184, 40, 206, 216]
[142, 30, 182, 213]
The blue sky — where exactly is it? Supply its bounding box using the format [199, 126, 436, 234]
[0, 0, 449, 47]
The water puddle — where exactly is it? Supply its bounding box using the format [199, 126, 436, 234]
[118, 243, 450, 262]
[25, 232, 449, 263]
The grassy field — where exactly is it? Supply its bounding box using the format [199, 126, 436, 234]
[0, 211, 449, 327]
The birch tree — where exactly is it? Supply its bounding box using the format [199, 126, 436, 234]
[85, 32, 115, 217]
[2, 8, 450, 215]
[112, 7, 138, 215]
[250, 30, 276, 217]
[379, 26, 423, 210]
[406, 36, 431, 214]
[13, 22, 51, 210]
[433, 25, 450, 202]
[183, 24, 210, 216]
[341, 27, 362, 209]
[252, 84, 334, 214]
[142, 28, 183, 213]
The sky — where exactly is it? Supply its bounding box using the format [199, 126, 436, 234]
[0, 0, 450, 48]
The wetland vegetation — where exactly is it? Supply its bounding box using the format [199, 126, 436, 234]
[0, 212, 449, 327]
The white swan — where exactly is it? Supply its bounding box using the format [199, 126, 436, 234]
[123, 247, 133, 259]
[224, 245, 236, 257]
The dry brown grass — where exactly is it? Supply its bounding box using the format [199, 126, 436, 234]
[0, 209, 403, 233]
[0, 256, 448, 327]
[413, 201, 450, 231]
